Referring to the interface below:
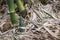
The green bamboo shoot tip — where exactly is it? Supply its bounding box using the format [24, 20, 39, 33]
[16, 0, 25, 12]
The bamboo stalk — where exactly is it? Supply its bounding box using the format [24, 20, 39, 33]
[16, 0, 27, 18]
[7, 0, 18, 25]
[16, 0, 26, 32]
[15, 0, 25, 12]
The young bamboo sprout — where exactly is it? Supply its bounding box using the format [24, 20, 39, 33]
[15, 0, 25, 12]
[19, 16, 25, 32]
[19, 16, 24, 27]
[7, 0, 18, 25]
[16, 0, 26, 32]
[16, 0, 27, 18]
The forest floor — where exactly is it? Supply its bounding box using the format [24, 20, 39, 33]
[0, 0, 60, 40]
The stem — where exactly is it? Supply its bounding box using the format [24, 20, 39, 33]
[7, 0, 18, 25]
[7, 0, 15, 12]
[10, 12, 18, 25]
[16, 0, 27, 32]
[16, 0, 27, 18]
[19, 16, 24, 27]
[15, 0, 25, 12]
[19, 16, 25, 32]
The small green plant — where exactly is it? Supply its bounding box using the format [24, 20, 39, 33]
[15, 0, 25, 12]
[7, 0, 27, 32]
[16, 0, 27, 32]
[7, 0, 18, 25]
[16, 0, 27, 18]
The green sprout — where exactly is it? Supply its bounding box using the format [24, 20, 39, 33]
[16, 0, 27, 18]
[7, 0, 27, 32]
[16, 0, 27, 32]
[7, 0, 18, 25]
[15, 0, 25, 12]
